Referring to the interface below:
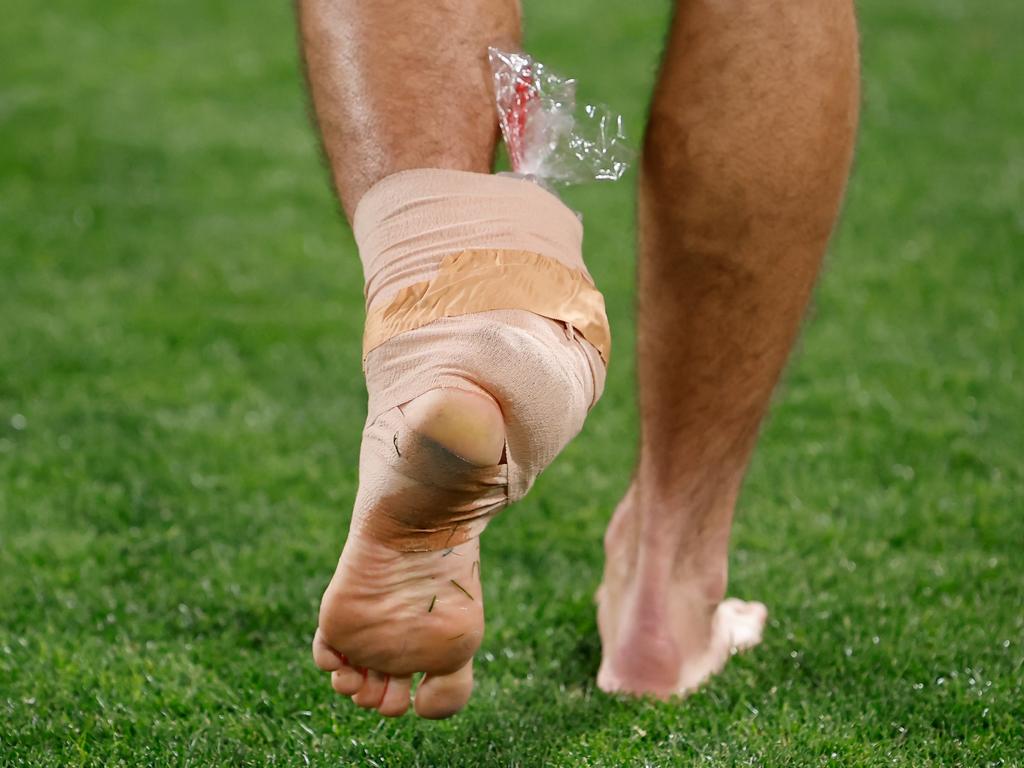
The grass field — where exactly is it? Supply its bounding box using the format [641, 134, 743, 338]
[2, 0, 1022, 765]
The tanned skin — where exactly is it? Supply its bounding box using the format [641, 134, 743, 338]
[597, 0, 859, 695]
[297, 0, 520, 219]
[298, 0, 860, 713]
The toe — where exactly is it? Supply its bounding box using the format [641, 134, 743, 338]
[312, 628, 345, 672]
[595, 660, 622, 694]
[414, 660, 474, 719]
[722, 597, 767, 619]
[377, 675, 412, 717]
[749, 601, 769, 620]
[716, 598, 768, 651]
[352, 669, 388, 709]
[331, 663, 365, 696]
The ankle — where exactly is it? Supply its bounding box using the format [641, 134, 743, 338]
[608, 481, 733, 605]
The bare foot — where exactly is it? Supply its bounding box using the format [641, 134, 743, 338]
[596, 487, 767, 698]
[313, 388, 505, 718]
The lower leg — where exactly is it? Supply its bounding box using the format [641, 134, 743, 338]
[298, 0, 520, 218]
[299, 0, 520, 719]
[599, 0, 860, 695]
[299, 0, 609, 719]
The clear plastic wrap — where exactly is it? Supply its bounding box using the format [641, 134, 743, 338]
[488, 47, 633, 186]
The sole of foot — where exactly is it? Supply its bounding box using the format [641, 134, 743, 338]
[313, 387, 505, 719]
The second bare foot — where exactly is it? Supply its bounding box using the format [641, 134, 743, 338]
[596, 486, 767, 698]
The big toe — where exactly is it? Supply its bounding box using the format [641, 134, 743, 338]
[414, 660, 474, 719]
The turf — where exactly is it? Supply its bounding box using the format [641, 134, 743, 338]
[1, 0, 1022, 765]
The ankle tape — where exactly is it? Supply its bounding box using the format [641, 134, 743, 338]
[353, 168, 609, 518]
[354, 169, 610, 365]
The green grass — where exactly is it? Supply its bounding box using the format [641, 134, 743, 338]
[2, 0, 1022, 765]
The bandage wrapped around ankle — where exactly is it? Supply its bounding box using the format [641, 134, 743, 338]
[352, 169, 609, 550]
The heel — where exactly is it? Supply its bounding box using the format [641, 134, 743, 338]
[399, 388, 505, 467]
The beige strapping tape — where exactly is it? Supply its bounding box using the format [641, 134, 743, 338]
[363, 248, 611, 365]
